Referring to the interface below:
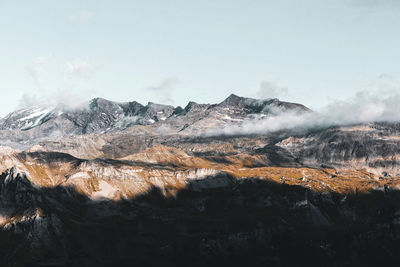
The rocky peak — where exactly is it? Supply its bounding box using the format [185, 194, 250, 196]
[88, 98, 123, 114]
[184, 101, 210, 113]
[218, 94, 310, 114]
[136, 102, 175, 124]
[119, 101, 144, 116]
[185, 101, 198, 110]
[219, 94, 245, 106]
[172, 106, 185, 116]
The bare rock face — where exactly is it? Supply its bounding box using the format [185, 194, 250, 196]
[0, 94, 400, 266]
[276, 123, 400, 176]
[218, 93, 310, 114]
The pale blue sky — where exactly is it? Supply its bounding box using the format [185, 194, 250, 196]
[0, 0, 400, 116]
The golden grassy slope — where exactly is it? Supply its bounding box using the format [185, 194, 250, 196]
[2, 145, 398, 200]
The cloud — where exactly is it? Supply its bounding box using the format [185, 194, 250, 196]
[372, 73, 400, 92]
[206, 90, 400, 136]
[18, 89, 96, 111]
[48, 89, 96, 110]
[147, 77, 179, 104]
[65, 59, 96, 79]
[19, 94, 40, 108]
[26, 56, 48, 92]
[256, 81, 289, 99]
[20, 58, 97, 111]
[68, 11, 94, 23]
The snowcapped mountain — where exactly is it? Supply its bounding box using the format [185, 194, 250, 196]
[0, 105, 58, 131]
[0, 94, 309, 138]
[0, 97, 176, 135]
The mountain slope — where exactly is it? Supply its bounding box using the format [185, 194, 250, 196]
[0, 148, 398, 266]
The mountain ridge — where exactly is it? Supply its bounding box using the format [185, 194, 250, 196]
[0, 94, 309, 137]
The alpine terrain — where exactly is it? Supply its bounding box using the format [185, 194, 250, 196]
[0, 94, 399, 266]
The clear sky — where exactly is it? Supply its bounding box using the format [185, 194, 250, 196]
[0, 0, 399, 116]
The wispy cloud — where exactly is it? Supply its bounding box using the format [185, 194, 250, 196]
[65, 59, 96, 79]
[371, 73, 400, 92]
[147, 77, 179, 104]
[26, 56, 48, 92]
[20, 58, 97, 110]
[19, 93, 40, 108]
[68, 11, 94, 23]
[256, 81, 289, 99]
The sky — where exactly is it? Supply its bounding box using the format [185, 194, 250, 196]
[0, 0, 400, 116]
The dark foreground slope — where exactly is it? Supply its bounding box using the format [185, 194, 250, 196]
[0, 168, 400, 267]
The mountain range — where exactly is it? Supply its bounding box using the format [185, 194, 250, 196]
[0, 94, 308, 137]
[0, 94, 399, 266]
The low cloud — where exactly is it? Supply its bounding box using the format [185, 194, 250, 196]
[147, 77, 179, 104]
[18, 89, 96, 111]
[206, 90, 400, 136]
[256, 81, 289, 99]
[68, 11, 94, 23]
[49, 89, 96, 110]
[19, 94, 40, 108]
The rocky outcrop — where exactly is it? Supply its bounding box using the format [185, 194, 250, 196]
[276, 123, 400, 176]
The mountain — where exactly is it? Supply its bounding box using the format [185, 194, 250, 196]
[0, 98, 175, 134]
[0, 95, 309, 147]
[0, 94, 399, 266]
